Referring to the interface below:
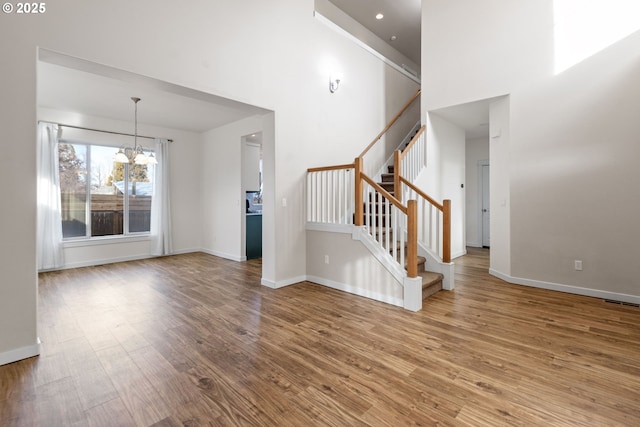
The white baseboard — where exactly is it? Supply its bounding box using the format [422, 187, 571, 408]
[452, 249, 467, 259]
[489, 269, 640, 305]
[261, 275, 307, 289]
[466, 242, 482, 248]
[0, 338, 40, 366]
[307, 275, 403, 308]
[169, 248, 201, 255]
[55, 254, 155, 270]
[200, 249, 245, 262]
[262, 274, 405, 308]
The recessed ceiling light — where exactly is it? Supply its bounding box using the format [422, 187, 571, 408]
[376, 13, 384, 20]
[390, 35, 397, 41]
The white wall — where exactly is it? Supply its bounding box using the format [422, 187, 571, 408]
[419, 113, 466, 259]
[201, 115, 265, 262]
[423, 0, 640, 300]
[0, 35, 38, 364]
[306, 230, 404, 306]
[243, 142, 261, 193]
[489, 97, 511, 276]
[465, 137, 490, 247]
[37, 108, 203, 268]
[0, 0, 428, 364]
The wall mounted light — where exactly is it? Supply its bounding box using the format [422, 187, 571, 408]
[329, 73, 343, 93]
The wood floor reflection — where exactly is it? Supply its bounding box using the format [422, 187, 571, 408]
[1, 249, 639, 426]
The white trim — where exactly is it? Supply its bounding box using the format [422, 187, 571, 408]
[356, 228, 406, 283]
[307, 275, 403, 308]
[419, 243, 456, 290]
[261, 276, 307, 289]
[466, 242, 482, 248]
[489, 269, 640, 305]
[201, 248, 245, 262]
[45, 254, 155, 271]
[440, 262, 455, 291]
[403, 276, 422, 311]
[313, 11, 421, 84]
[451, 250, 467, 260]
[62, 234, 150, 248]
[306, 222, 354, 234]
[0, 339, 41, 366]
[372, 120, 422, 182]
[308, 224, 408, 285]
[169, 248, 200, 255]
[477, 160, 490, 248]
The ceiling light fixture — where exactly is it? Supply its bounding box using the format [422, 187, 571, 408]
[114, 97, 157, 165]
[376, 13, 384, 20]
[390, 35, 397, 41]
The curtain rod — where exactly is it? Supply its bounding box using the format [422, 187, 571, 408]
[38, 120, 174, 143]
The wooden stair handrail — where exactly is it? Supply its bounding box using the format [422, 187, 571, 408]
[358, 171, 417, 277]
[399, 177, 444, 211]
[361, 173, 406, 214]
[398, 176, 451, 264]
[359, 89, 421, 158]
[406, 200, 418, 277]
[307, 163, 354, 173]
[400, 125, 426, 160]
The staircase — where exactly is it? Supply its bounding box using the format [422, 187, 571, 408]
[374, 165, 443, 301]
[306, 89, 453, 311]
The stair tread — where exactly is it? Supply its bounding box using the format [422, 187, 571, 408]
[401, 255, 426, 267]
[420, 270, 443, 300]
[419, 270, 444, 287]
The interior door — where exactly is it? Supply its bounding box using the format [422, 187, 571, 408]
[481, 164, 490, 247]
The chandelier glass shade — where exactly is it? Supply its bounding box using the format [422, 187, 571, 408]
[114, 97, 158, 165]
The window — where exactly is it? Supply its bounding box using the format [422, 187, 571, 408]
[58, 142, 154, 239]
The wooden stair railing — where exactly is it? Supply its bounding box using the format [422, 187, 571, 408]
[394, 125, 427, 203]
[306, 163, 355, 225]
[307, 89, 427, 281]
[399, 176, 451, 264]
[359, 89, 421, 158]
[359, 172, 418, 278]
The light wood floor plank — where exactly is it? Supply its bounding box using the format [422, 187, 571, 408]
[0, 249, 639, 426]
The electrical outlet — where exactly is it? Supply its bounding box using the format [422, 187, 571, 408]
[324, 255, 329, 264]
[574, 260, 583, 271]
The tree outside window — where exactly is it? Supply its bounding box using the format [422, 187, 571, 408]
[58, 142, 154, 238]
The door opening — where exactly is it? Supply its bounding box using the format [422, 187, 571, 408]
[481, 163, 490, 248]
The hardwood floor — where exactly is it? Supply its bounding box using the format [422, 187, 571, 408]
[2, 249, 639, 426]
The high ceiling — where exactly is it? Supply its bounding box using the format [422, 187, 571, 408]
[37, 50, 269, 134]
[38, 3, 424, 135]
[329, 0, 422, 65]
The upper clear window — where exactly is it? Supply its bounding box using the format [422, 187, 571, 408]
[58, 142, 154, 239]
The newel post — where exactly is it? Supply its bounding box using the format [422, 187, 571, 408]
[407, 199, 418, 278]
[442, 199, 451, 263]
[394, 150, 401, 204]
[354, 157, 363, 226]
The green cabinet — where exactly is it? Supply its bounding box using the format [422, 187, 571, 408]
[246, 214, 262, 259]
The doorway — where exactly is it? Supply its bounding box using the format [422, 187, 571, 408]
[480, 162, 490, 248]
[242, 132, 263, 260]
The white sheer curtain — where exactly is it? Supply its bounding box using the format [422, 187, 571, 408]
[150, 138, 172, 256]
[37, 123, 64, 270]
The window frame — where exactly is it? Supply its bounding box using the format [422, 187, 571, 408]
[58, 139, 155, 243]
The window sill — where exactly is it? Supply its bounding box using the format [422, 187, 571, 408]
[62, 234, 150, 248]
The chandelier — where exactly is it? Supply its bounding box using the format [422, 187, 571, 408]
[114, 97, 158, 165]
